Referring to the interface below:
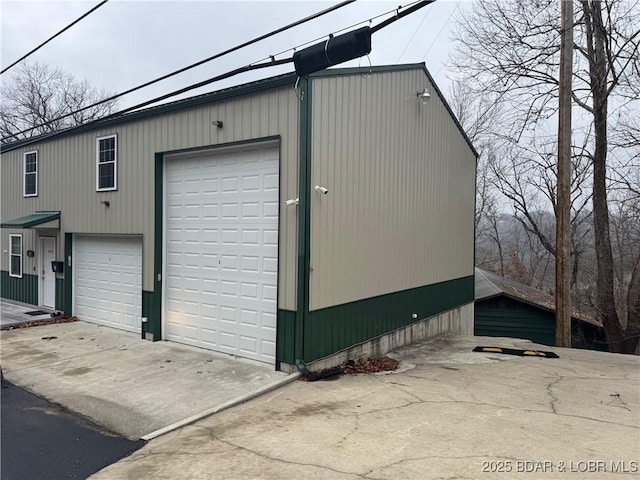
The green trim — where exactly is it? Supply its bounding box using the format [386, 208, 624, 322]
[308, 63, 426, 78]
[308, 64, 478, 159]
[276, 309, 297, 364]
[295, 76, 312, 361]
[303, 276, 474, 362]
[142, 290, 161, 340]
[150, 153, 164, 341]
[158, 136, 280, 157]
[5, 67, 427, 154]
[418, 65, 478, 159]
[2, 62, 477, 161]
[1, 211, 60, 228]
[1, 271, 38, 305]
[63, 233, 72, 315]
[3, 75, 298, 154]
[55, 278, 65, 311]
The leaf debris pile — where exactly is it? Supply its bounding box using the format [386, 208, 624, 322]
[1, 316, 78, 331]
[340, 356, 400, 375]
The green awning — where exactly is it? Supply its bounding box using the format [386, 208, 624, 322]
[1, 211, 60, 229]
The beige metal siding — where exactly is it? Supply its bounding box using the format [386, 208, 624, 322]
[1, 228, 37, 274]
[309, 70, 475, 310]
[1, 86, 299, 310]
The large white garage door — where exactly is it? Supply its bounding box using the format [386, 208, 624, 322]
[74, 236, 142, 333]
[165, 146, 279, 363]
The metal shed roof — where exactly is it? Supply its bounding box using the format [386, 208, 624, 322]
[475, 268, 602, 327]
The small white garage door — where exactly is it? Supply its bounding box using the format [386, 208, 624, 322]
[74, 236, 142, 333]
[165, 146, 279, 363]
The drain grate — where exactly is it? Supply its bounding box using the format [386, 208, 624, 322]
[24, 310, 50, 316]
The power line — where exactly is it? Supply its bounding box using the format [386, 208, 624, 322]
[371, 1, 435, 34]
[395, 6, 433, 63]
[2, 0, 356, 141]
[421, 0, 460, 61]
[1, 0, 110, 75]
[2, 0, 433, 143]
[100, 58, 294, 121]
[268, 0, 424, 60]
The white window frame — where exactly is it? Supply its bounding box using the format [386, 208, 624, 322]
[96, 134, 117, 191]
[9, 234, 23, 278]
[23, 150, 38, 197]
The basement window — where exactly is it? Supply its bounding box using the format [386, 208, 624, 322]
[96, 134, 117, 191]
[24, 150, 38, 197]
[9, 234, 22, 278]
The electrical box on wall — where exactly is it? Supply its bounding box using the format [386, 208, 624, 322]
[51, 261, 64, 273]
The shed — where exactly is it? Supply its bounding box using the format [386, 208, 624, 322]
[475, 268, 608, 351]
[1, 64, 477, 370]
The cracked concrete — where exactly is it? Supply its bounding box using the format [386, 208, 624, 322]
[91, 335, 639, 479]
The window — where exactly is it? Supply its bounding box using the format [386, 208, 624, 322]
[96, 134, 117, 191]
[9, 234, 22, 278]
[24, 151, 38, 197]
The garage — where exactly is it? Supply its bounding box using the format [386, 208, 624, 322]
[74, 235, 142, 333]
[164, 145, 279, 363]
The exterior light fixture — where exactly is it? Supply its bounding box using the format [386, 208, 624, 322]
[101, 200, 110, 207]
[417, 88, 431, 104]
[211, 120, 223, 129]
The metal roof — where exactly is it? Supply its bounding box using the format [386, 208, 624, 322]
[1, 63, 477, 157]
[1, 211, 61, 229]
[475, 268, 602, 327]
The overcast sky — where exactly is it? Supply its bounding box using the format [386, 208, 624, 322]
[1, 0, 471, 111]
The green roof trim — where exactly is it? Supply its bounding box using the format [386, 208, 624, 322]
[1, 73, 298, 153]
[1, 211, 60, 228]
[1, 63, 477, 158]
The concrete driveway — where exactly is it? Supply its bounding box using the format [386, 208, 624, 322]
[0, 320, 294, 440]
[91, 335, 639, 480]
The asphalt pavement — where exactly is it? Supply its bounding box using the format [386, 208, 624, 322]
[1, 381, 144, 480]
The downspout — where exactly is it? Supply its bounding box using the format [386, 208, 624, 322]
[295, 76, 312, 363]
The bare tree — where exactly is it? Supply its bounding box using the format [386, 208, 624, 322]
[0, 62, 118, 142]
[450, 0, 640, 353]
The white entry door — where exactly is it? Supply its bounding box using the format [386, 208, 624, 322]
[164, 145, 279, 363]
[39, 237, 56, 308]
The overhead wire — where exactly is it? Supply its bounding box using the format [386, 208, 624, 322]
[2, 0, 356, 141]
[421, 0, 460, 61]
[261, 0, 425, 61]
[396, 6, 433, 63]
[97, 0, 437, 119]
[1, 0, 110, 75]
[2, 0, 435, 143]
[97, 58, 294, 121]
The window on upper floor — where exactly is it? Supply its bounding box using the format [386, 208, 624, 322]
[96, 134, 117, 191]
[24, 150, 38, 197]
[9, 234, 22, 278]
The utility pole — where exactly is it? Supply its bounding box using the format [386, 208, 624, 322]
[556, 0, 573, 348]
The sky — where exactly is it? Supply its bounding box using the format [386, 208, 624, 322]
[0, 0, 472, 111]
